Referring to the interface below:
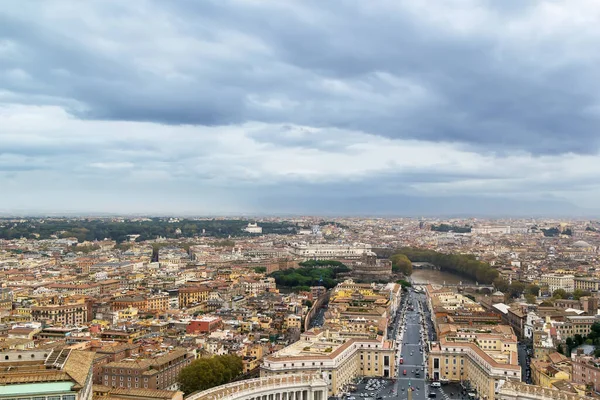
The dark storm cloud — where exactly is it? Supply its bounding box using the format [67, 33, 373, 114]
[1, 0, 600, 155]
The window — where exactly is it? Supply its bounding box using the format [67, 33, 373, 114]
[63, 396, 76, 400]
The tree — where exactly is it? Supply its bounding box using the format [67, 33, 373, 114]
[540, 300, 554, 307]
[178, 355, 243, 395]
[590, 322, 600, 338]
[573, 289, 592, 300]
[254, 266, 267, 274]
[552, 289, 568, 299]
[507, 281, 527, 298]
[526, 284, 540, 296]
[493, 278, 510, 293]
[524, 293, 537, 304]
[565, 337, 574, 356]
[390, 254, 413, 276]
[575, 334, 585, 346]
[556, 343, 564, 354]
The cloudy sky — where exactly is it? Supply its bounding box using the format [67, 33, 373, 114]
[1, 0, 600, 216]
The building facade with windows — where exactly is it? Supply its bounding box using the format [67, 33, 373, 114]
[101, 349, 192, 391]
[178, 286, 210, 308]
[540, 274, 575, 293]
[186, 374, 327, 400]
[31, 302, 89, 325]
[428, 333, 521, 400]
[261, 330, 395, 395]
[288, 243, 372, 260]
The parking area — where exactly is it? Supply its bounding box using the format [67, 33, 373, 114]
[435, 383, 478, 400]
[346, 378, 393, 400]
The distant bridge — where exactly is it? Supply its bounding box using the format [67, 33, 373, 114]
[413, 282, 494, 291]
[411, 262, 441, 270]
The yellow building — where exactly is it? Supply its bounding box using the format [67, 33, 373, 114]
[428, 329, 521, 400]
[178, 286, 210, 308]
[147, 294, 169, 311]
[285, 314, 302, 330]
[117, 306, 138, 320]
[531, 352, 571, 389]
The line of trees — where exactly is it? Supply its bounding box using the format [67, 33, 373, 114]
[550, 288, 591, 300]
[298, 260, 347, 268]
[541, 227, 572, 237]
[0, 218, 298, 242]
[389, 247, 498, 284]
[430, 224, 472, 233]
[178, 355, 243, 395]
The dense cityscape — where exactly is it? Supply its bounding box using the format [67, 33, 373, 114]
[3, 1, 600, 400]
[1, 217, 600, 400]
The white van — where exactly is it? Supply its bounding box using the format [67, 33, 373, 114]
[430, 382, 441, 388]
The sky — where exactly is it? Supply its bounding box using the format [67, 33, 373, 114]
[1, 0, 600, 216]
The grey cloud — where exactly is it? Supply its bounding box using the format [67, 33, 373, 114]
[1, 1, 599, 155]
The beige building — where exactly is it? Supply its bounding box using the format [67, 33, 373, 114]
[428, 330, 521, 400]
[574, 277, 600, 292]
[261, 330, 395, 395]
[31, 301, 89, 325]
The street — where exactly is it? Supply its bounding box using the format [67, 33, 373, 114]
[393, 289, 428, 400]
[517, 342, 532, 384]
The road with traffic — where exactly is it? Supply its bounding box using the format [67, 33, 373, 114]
[392, 288, 429, 400]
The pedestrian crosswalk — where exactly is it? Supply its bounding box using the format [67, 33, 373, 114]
[439, 387, 451, 400]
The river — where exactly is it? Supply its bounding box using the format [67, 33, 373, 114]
[411, 268, 475, 285]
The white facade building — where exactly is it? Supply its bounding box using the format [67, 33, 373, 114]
[540, 274, 575, 293]
[244, 223, 263, 234]
[187, 374, 327, 400]
[288, 243, 371, 260]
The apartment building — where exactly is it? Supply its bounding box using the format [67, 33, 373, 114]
[90, 342, 140, 384]
[261, 330, 395, 395]
[112, 295, 146, 311]
[241, 277, 277, 296]
[47, 283, 101, 296]
[572, 354, 600, 393]
[428, 330, 521, 400]
[99, 279, 122, 294]
[555, 315, 600, 338]
[101, 349, 193, 390]
[540, 274, 574, 293]
[31, 301, 89, 325]
[531, 352, 571, 388]
[311, 286, 327, 300]
[147, 294, 169, 311]
[178, 286, 210, 308]
[574, 277, 600, 292]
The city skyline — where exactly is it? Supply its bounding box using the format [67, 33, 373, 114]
[2, 1, 600, 215]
